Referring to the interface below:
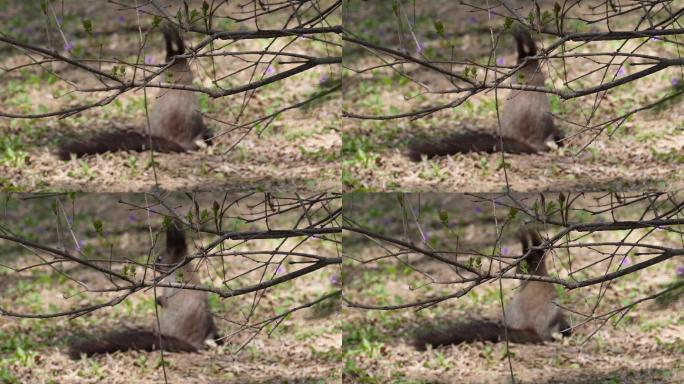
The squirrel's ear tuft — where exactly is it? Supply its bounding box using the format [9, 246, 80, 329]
[165, 221, 187, 258]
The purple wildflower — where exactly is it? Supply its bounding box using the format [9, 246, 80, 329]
[415, 40, 424, 54]
[265, 65, 275, 75]
[117, 15, 126, 24]
[66, 216, 73, 226]
[56, 15, 63, 24]
[676, 265, 684, 277]
[36, 225, 46, 234]
[621, 257, 631, 266]
[502, 247, 510, 255]
[275, 265, 285, 274]
[377, 27, 386, 37]
[319, 73, 329, 85]
[616, 67, 626, 77]
[382, 218, 392, 227]
[64, 40, 75, 52]
[127, 213, 137, 223]
[330, 275, 339, 285]
[672, 77, 681, 88]
[474, 206, 482, 214]
[144, 55, 153, 65]
[75, 239, 84, 251]
[467, 16, 477, 24]
[25, 27, 34, 35]
[496, 57, 505, 66]
[421, 230, 431, 242]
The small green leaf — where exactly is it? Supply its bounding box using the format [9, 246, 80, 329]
[508, 207, 518, 220]
[82, 19, 93, 35]
[434, 20, 444, 38]
[517, 72, 526, 83]
[189, 9, 200, 22]
[503, 17, 513, 31]
[92, 219, 103, 234]
[438, 210, 449, 226]
[545, 201, 557, 214]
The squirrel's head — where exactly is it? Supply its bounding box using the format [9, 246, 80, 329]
[513, 28, 538, 64]
[162, 24, 186, 63]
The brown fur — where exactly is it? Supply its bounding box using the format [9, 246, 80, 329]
[67, 330, 197, 359]
[57, 131, 187, 160]
[407, 29, 564, 160]
[407, 132, 538, 161]
[67, 222, 219, 359]
[502, 229, 570, 340]
[153, 223, 219, 349]
[57, 26, 211, 160]
[413, 319, 542, 350]
[414, 228, 571, 350]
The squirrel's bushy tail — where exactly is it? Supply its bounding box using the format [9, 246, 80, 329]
[67, 329, 197, 359]
[57, 130, 187, 160]
[407, 132, 538, 161]
[413, 319, 542, 350]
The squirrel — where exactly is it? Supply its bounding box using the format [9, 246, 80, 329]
[57, 25, 212, 160]
[407, 29, 564, 161]
[67, 222, 220, 358]
[414, 228, 571, 350]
